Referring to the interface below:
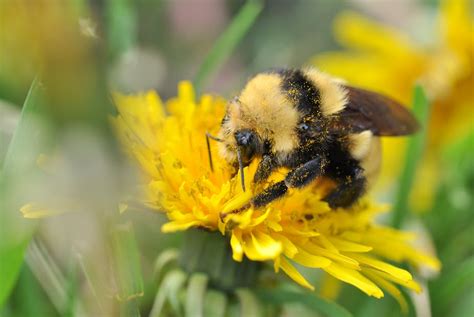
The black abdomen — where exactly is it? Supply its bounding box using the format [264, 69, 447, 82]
[323, 138, 367, 208]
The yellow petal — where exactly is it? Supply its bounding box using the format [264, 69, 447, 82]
[317, 235, 339, 253]
[324, 263, 383, 298]
[304, 242, 360, 270]
[283, 227, 320, 237]
[226, 209, 253, 228]
[230, 232, 243, 262]
[222, 190, 252, 214]
[217, 217, 226, 235]
[178, 81, 195, 105]
[364, 268, 421, 293]
[249, 231, 282, 260]
[406, 248, 442, 272]
[350, 254, 412, 282]
[161, 220, 200, 233]
[280, 257, 315, 291]
[334, 11, 420, 58]
[292, 248, 331, 268]
[441, 0, 473, 55]
[145, 91, 165, 119]
[273, 233, 299, 258]
[364, 270, 408, 313]
[328, 237, 373, 253]
[20, 203, 63, 219]
[248, 207, 271, 227]
[273, 256, 281, 273]
[320, 274, 342, 300]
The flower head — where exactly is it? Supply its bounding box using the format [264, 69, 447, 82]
[113, 82, 440, 310]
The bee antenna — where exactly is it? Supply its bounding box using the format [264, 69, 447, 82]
[206, 132, 223, 172]
[236, 146, 246, 192]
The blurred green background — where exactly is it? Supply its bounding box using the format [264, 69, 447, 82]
[0, 0, 472, 316]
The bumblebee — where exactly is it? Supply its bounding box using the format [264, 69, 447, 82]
[210, 67, 418, 210]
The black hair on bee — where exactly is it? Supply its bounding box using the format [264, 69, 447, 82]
[211, 67, 419, 212]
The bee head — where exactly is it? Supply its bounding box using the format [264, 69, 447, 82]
[217, 73, 300, 165]
[234, 129, 262, 166]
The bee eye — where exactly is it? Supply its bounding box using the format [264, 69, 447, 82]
[298, 123, 309, 131]
[235, 130, 254, 146]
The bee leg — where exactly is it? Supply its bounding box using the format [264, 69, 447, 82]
[323, 172, 366, 208]
[253, 154, 277, 183]
[251, 181, 288, 208]
[253, 158, 322, 208]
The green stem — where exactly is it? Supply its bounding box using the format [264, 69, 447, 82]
[120, 299, 140, 317]
[194, 0, 263, 93]
[111, 222, 144, 316]
[179, 229, 261, 292]
[0, 78, 43, 308]
[391, 85, 431, 228]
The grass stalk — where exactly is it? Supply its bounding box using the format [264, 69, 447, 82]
[391, 85, 431, 228]
[194, 0, 263, 93]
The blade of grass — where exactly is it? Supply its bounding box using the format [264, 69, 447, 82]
[149, 269, 187, 317]
[9, 264, 58, 317]
[2, 78, 43, 173]
[203, 290, 227, 317]
[111, 222, 144, 316]
[450, 287, 474, 317]
[76, 252, 103, 313]
[25, 240, 87, 316]
[430, 256, 474, 314]
[194, 0, 263, 93]
[401, 288, 417, 317]
[235, 289, 263, 317]
[120, 299, 140, 317]
[167, 273, 186, 317]
[153, 248, 179, 283]
[185, 273, 208, 317]
[391, 85, 431, 228]
[0, 78, 44, 308]
[105, 0, 137, 61]
[63, 251, 81, 317]
[0, 101, 20, 166]
[26, 240, 67, 311]
[0, 238, 32, 309]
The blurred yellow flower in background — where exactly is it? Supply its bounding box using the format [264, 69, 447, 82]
[312, 0, 473, 210]
[113, 82, 440, 310]
[0, 0, 96, 104]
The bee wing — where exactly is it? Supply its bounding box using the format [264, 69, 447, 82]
[334, 86, 420, 136]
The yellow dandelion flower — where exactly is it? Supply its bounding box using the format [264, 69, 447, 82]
[113, 81, 440, 310]
[312, 0, 473, 210]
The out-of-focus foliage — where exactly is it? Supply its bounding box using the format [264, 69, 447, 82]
[424, 131, 474, 317]
[0, 80, 43, 308]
